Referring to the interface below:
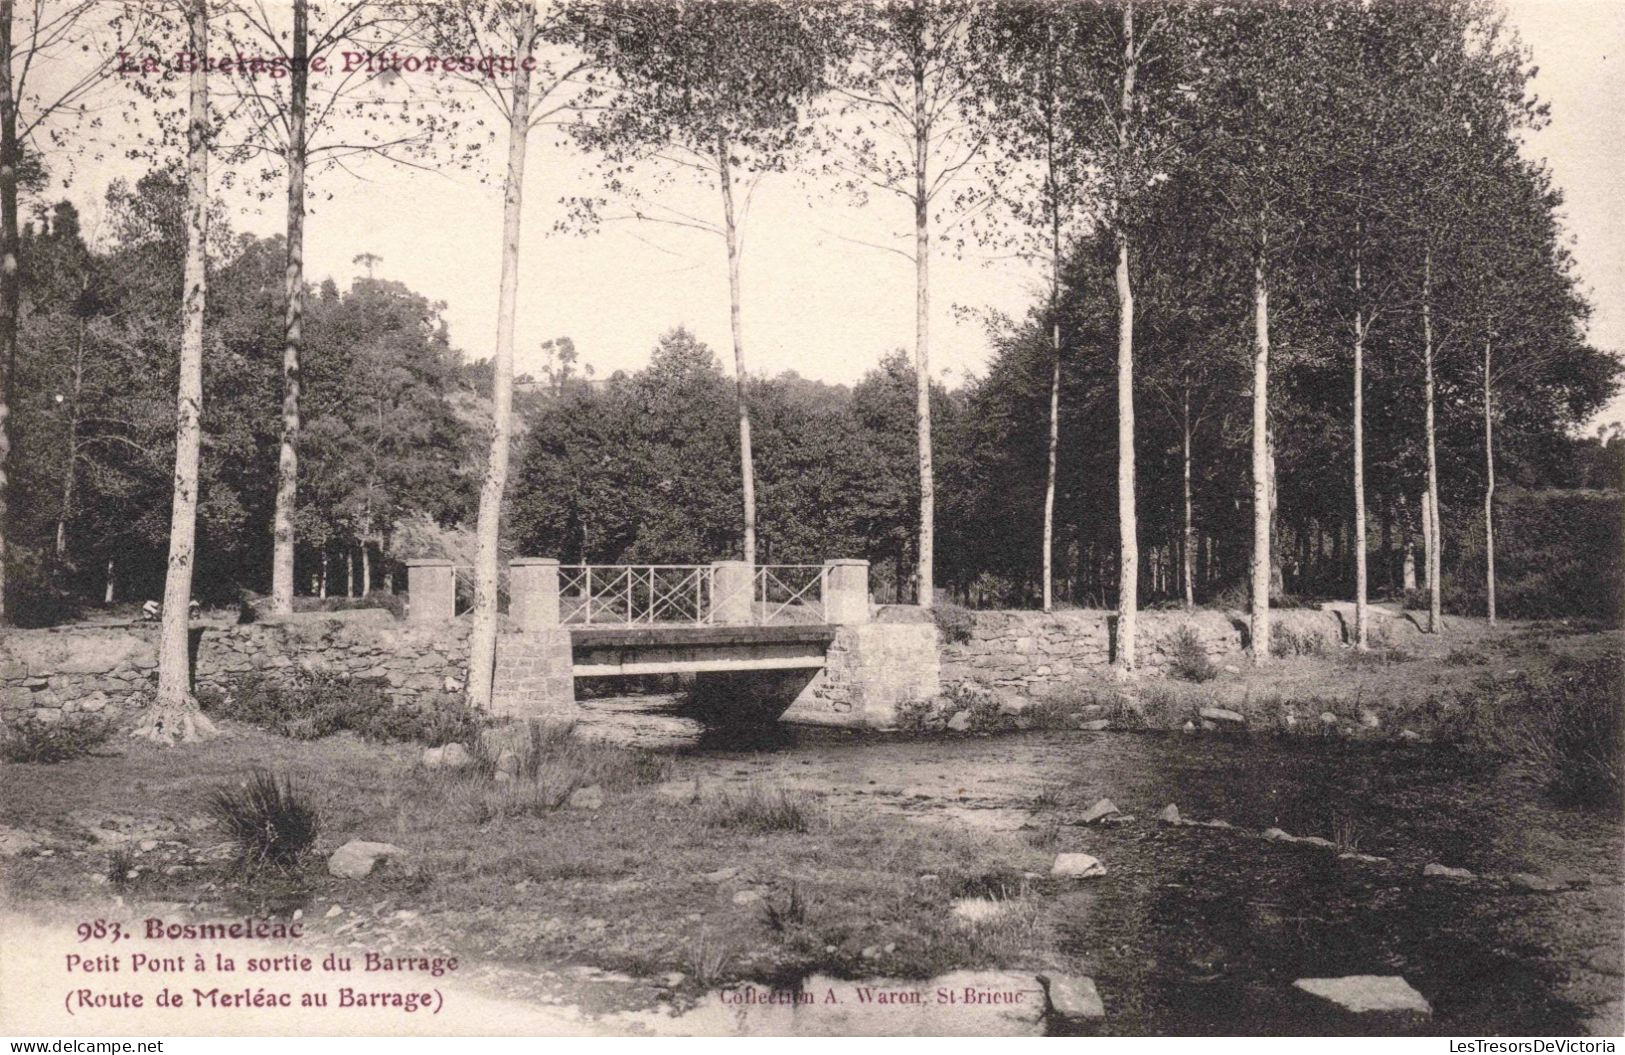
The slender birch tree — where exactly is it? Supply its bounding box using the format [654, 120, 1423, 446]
[563, 0, 832, 568]
[135, 0, 216, 744]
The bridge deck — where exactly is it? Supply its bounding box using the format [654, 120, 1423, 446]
[567, 623, 838, 677]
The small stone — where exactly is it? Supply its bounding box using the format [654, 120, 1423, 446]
[946, 710, 972, 732]
[440, 743, 473, 769]
[884, 943, 896, 953]
[1359, 711, 1381, 729]
[731, 889, 763, 906]
[1422, 863, 1474, 880]
[1199, 707, 1245, 725]
[1157, 804, 1182, 824]
[1293, 976, 1431, 1016]
[1339, 852, 1387, 864]
[1222, 664, 1241, 675]
[1078, 718, 1111, 731]
[951, 898, 1009, 923]
[327, 840, 408, 880]
[1079, 798, 1120, 824]
[661, 972, 686, 988]
[1506, 872, 1564, 893]
[918, 873, 939, 882]
[1262, 827, 1294, 842]
[292, 909, 303, 921]
[1319, 711, 1339, 725]
[1042, 974, 1105, 1021]
[567, 785, 604, 810]
[1296, 836, 1337, 849]
[1051, 852, 1106, 878]
[138, 840, 157, 852]
[325, 905, 343, 918]
[653, 780, 700, 805]
[1199, 819, 1233, 829]
[1399, 729, 1423, 741]
[702, 866, 742, 883]
[420, 746, 444, 768]
[1181, 720, 1196, 732]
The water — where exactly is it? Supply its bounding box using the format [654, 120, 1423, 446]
[578, 694, 1624, 1035]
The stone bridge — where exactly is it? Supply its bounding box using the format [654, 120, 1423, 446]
[404, 558, 940, 727]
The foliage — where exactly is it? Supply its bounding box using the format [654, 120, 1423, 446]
[931, 602, 976, 644]
[198, 670, 483, 746]
[207, 770, 321, 872]
[0, 715, 113, 764]
[1445, 488, 1624, 623]
[1167, 627, 1217, 683]
[700, 783, 813, 834]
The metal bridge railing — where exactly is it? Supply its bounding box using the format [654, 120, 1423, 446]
[556, 564, 828, 626]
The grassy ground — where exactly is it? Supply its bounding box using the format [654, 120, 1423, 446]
[1, 616, 1618, 1027]
[0, 722, 1060, 1003]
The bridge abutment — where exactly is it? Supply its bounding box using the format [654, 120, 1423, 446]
[405, 559, 455, 624]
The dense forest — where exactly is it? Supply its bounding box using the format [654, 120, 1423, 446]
[1, 0, 1620, 735]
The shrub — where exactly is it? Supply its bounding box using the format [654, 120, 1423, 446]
[199, 670, 484, 746]
[892, 696, 940, 734]
[932, 602, 976, 645]
[1023, 687, 1099, 729]
[208, 770, 321, 872]
[761, 882, 808, 933]
[1167, 627, 1217, 682]
[701, 783, 813, 833]
[937, 682, 1005, 732]
[1271, 622, 1328, 657]
[1444, 488, 1623, 623]
[0, 716, 113, 764]
[106, 846, 139, 890]
[1491, 653, 1624, 809]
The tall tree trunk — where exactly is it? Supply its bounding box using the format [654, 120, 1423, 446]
[1483, 339, 1496, 625]
[1401, 492, 1418, 592]
[137, 0, 216, 744]
[319, 549, 328, 599]
[466, 6, 534, 711]
[716, 137, 756, 566]
[1422, 247, 1442, 632]
[56, 306, 86, 559]
[104, 558, 114, 604]
[1250, 242, 1272, 663]
[1041, 35, 1061, 615]
[346, 546, 355, 597]
[1182, 389, 1195, 608]
[1113, 0, 1138, 675]
[912, 55, 934, 607]
[269, 0, 308, 615]
[1352, 251, 1368, 649]
[361, 540, 371, 598]
[1420, 488, 1434, 601]
[0, 0, 16, 624]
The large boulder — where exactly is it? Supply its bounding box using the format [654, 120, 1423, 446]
[1051, 852, 1106, 878]
[327, 840, 408, 880]
[1042, 974, 1105, 1021]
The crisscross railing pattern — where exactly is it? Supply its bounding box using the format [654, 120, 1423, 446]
[556, 564, 827, 626]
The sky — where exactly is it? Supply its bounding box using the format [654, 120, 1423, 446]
[50, 0, 1625, 425]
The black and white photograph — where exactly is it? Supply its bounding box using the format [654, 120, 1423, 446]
[0, 0, 1621, 1041]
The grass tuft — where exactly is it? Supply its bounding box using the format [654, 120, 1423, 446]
[207, 769, 321, 873]
[701, 783, 814, 833]
[1, 716, 113, 764]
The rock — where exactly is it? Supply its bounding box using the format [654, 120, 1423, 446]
[1262, 827, 1293, 842]
[1339, 852, 1387, 864]
[1399, 729, 1423, 741]
[1078, 718, 1111, 731]
[653, 780, 700, 805]
[702, 866, 742, 883]
[1050, 852, 1106, 878]
[1296, 836, 1337, 849]
[946, 710, 972, 732]
[1293, 976, 1431, 1017]
[860, 945, 881, 959]
[324, 905, 343, 918]
[1222, 664, 1241, 675]
[440, 742, 473, 769]
[1181, 720, 1196, 732]
[731, 889, 764, 906]
[1359, 711, 1381, 729]
[1157, 803, 1182, 824]
[951, 898, 1009, 924]
[1199, 707, 1245, 725]
[1319, 711, 1339, 725]
[567, 785, 604, 810]
[1199, 819, 1233, 829]
[1506, 872, 1565, 893]
[1079, 798, 1120, 824]
[327, 840, 408, 880]
[138, 839, 157, 852]
[420, 746, 444, 768]
[0, 827, 41, 856]
[1423, 863, 1474, 880]
[661, 971, 686, 988]
[1042, 974, 1105, 1021]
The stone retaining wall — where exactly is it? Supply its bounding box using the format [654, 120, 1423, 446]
[1, 614, 470, 727]
[938, 607, 1349, 698]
